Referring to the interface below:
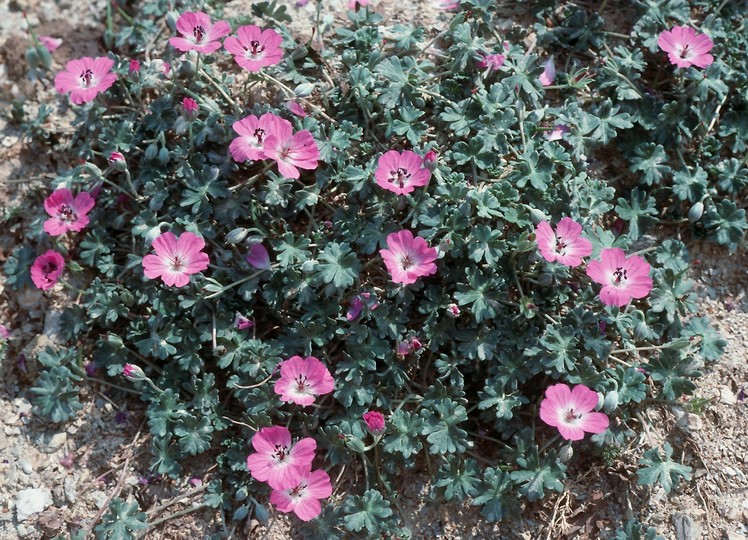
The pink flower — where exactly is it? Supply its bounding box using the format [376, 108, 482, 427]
[477, 53, 505, 71]
[182, 97, 198, 116]
[142, 231, 210, 287]
[274, 356, 335, 407]
[169, 11, 231, 54]
[108, 151, 127, 171]
[54, 56, 117, 105]
[122, 363, 146, 381]
[397, 337, 422, 356]
[374, 150, 431, 196]
[346, 292, 378, 321]
[586, 248, 653, 307]
[38, 36, 62, 52]
[658, 26, 714, 69]
[447, 303, 460, 317]
[433, 0, 460, 10]
[263, 124, 320, 179]
[246, 426, 317, 490]
[380, 230, 438, 285]
[546, 124, 570, 141]
[30, 250, 65, 291]
[539, 383, 609, 441]
[229, 113, 292, 163]
[535, 218, 592, 267]
[539, 57, 556, 86]
[246, 243, 271, 270]
[348, 0, 370, 9]
[128, 59, 140, 74]
[0, 324, 9, 339]
[43, 188, 95, 236]
[286, 101, 307, 117]
[269, 469, 332, 521]
[234, 313, 255, 330]
[363, 411, 385, 434]
[224, 25, 283, 72]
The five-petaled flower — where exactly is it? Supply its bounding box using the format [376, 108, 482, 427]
[246, 426, 317, 490]
[539, 383, 609, 441]
[586, 248, 653, 307]
[658, 26, 714, 69]
[477, 53, 505, 72]
[230, 113, 291, 163]
[263, 124, 320, 179]
[380, 230, 438, 285]
[275, 356, 335, 406]
[142, 231, 210, 287]
[374, 150, 431, 196]
[43, 188, 95, 236]
[30, 250, 65, 291]
[169, 11, 231, 54]
[535, 218, 592, 267]
[54, 56, 117, 105]
[224, 25, 283, 72]
[269, 469, 332, 521]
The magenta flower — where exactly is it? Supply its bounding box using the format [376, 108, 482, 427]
[546, 124, 570, 141]
[477, 53, 505, 71]
[128, 59, 140, 74]
[30, 250, 65, 291]
[658, 26, 714, 69]
[54, 56, 117, 105]
[0, 324, 8, 340]
[433, 0, 460, 10]
[122, 364, 146, 381]
[346, 292, 379, 321]
[348, 0, 370, 9]
[286, 101, 308, 118]
[539, 383, 609, 441]
[182, 97, 198, 116]
[380, 230, 438, 285]
[230, 113, 291, 163]
[374, 150, 431, 196]
[38, 36, 62, 52]
[363, 411, 385, 434]
[586, 248, 653, 307]
[535, 218, 592, 267]
[43, 188, 95, 236]
[263, 124, 320, 180]
[274, 356, 335, 407]
[539, 57, 556, 86]
[246, 426, 317, 490]
[269, 469, 332, 521]
[169, 11, 231, 54]
[246, 243, 272, 270]
[141, 231, 210, 287]
[446, 303, 460, 317]
[224, 25, 283, 72]
[234, 313, 255, 330]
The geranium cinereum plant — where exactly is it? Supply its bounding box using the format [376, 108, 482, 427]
[30, 250, 65, 291]
[274, 356, 335, 406]
[535, 218, 592, 267]
[43, 188, 95, 236]
[269, 469, 333, 521]
[169, 11, 231, 54]
[263, 124, 320, 179]
[230, 113, 291, 162]
[246, 426, 317, 490]
[54, 56, 117, 104]
[658, 26, 714, 69]
[586, 248, 653, 307]
[374, 150, 431, 195]
[380, 230, 438, 285]
[539, 57, 556, 86]
[224, 25, 283, 72]
[141, 231, 210, 287]
[363, 411, 386, 434]
[539, 384, 609, 441]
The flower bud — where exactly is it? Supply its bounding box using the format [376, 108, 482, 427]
[182, 97, 198, 119]
[246, 243, 272, 271]
[294, 83, 315, 98]
[129, 59, 141, 74]
[108, 151, 127, 172]
[225, 227, 249, 245]
[688, 201, 704, 223]
[446, 303, 460, 318]
[122, 363, 146, 381]
[603, 390, 619, 413]
[528, 207, 548, 225]
[363, 411, 386, 434]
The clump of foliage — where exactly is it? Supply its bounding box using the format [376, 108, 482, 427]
[5, 0, 743, 537]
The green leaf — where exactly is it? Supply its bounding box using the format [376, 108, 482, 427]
[94, 498, 148, 540]
[682, 316, 726, 362]
[472, 467, 514, 522]
[420, 399, 470, 454]
[175, 415, 214, 455]
[382, 409, 423, 458]
[312, 242, 360, 289]
[343, 490, 392, 534]
[636, 443, 692, 493]
[30, 366, 83, 423]
[511, 450, 566, 501]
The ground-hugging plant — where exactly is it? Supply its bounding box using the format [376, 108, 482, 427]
[4, 0, 742, 537]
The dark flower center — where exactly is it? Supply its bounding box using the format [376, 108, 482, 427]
[253, 127, 266, 144]
[400, 254, 414, 270]
[295, 375, 309, 393]
[290, 481, 307, 497]
[170, 256, 185, 272]
[390, 167, 411, 188]
[193, 25, 206, 43]
[248, 40, 266, 56]
[59, 204, 77, 222]
[42, 261, 59, 274]
[555, 237, 567, 254]
[272, 443, 288, 461]
[679, 45, 690, 58]
[80, 69, 94, 87]
[613, 267, 628, 284]
[564, 408, 581, 422]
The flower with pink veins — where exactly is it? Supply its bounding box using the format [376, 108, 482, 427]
[142, 231, 210, 287]
[30, 250, 65, 291]
[230, 113, 292, 163]
[274, 356, 334, 406]
[246, 243, 272, 270]
[43, 188, 95, 236]
[380, 230, 438, 285]
[346, 292, 378, 321]
[539, 57, 556, 86]
[477, 53, 505, 71]
[246, 426, 317, 490]
[38, 36, 62, 52]
[375, 150, 431, 196]
[535, 218, 592, 267]
[586, 248, 653, 307]
[169, 11, 231, 54]
[54, 56, 117, 105]
[263, 124, 320, 179]
[286, 101, 307, 117]
[270, 469, 332, 521]
[224, 25, 283, 72]
[539, 383, 609, 441]
[657, 26, 714, 69]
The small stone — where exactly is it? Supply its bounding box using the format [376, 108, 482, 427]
[15, 488, 53, 521]
[673, 512, 699, 540]
[42, 432, 67, 453]
[4, 426, 21, 436]
[16, 524, 29, 537]
[720, 386, 737, 405]
[725, 532, 747, 540]
[63, 476, 77, 504]
[687, 413, 702, 431]
[90, 490, 109, 509]
[18, 460, 32, 475]
[14, 399, 32, 416]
